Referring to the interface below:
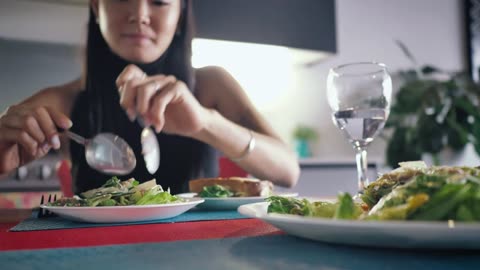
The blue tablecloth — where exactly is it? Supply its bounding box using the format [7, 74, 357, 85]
[10, 209, 247, 231]
[0, 235, 476, 270]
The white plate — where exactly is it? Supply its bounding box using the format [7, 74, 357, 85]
[238, 202, 480, 249]
[177, 193, 298, 210]
[40, 198, 204, 223]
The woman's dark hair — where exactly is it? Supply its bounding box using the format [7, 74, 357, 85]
[84, 0, 195, 134]
[71, 0, 217, 194]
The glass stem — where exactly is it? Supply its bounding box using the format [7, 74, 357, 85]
[355, 147, 369, 194]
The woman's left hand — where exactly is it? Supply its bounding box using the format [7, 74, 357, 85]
[116, 64, 209, 136]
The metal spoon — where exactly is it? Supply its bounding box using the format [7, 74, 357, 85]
[137, 118, 160, 175]
[63, 130, 136, 175]
[126, 73, 160, 175]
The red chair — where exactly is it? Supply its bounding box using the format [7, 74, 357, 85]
[56, 160, 74, 197]
[218, 156, 248, 177]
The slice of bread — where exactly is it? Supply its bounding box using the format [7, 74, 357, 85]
[189, 177, 273, 197]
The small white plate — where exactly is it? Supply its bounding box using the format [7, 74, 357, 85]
[238, 202, 480, 249]
[41, 198, 204, 223]
[177, 193, 298, 210]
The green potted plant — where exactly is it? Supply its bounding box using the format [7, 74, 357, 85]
[293, 125, 319, 158]
[384, 42, 480, 168]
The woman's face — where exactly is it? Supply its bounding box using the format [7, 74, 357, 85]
[92, 0, 182, 63]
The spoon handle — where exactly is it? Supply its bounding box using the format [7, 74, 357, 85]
[63, 130, 87, 145]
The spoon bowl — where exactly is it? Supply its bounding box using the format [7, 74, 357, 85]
[136, 117, 160, 175]
[65, 131, 136, 175]
[140, 127, 160, 175]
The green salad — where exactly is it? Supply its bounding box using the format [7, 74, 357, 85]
[49, 177, 184, 207]
[198, 185, 234, 198]
[267, 161, 480, 222]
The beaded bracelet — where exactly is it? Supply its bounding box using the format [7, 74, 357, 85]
[231, 130, 256, 162]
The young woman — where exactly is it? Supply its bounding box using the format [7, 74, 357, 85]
[0, 0, 299, 194]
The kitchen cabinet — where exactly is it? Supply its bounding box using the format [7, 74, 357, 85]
[193, 0, 336, 53]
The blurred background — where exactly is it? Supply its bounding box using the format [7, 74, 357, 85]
[0, 0, 476, 206]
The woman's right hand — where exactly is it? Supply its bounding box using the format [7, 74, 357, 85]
[0, 104, 72, 174]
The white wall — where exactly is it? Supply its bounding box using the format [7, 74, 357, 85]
[0, 0, 467, 165]
[263, 0, 466, 164]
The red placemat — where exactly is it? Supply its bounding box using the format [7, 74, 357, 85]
[0, 219, 281, 251]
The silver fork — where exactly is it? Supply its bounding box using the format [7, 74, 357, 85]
[38, 194, 57, 218]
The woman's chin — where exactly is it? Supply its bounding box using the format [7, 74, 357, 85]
[118, 49, 162, 64]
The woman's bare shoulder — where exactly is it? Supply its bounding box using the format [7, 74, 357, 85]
[22, 78, 83, 114]
[194, 66, 263, 126]
[194, 66, 243, 107]
[41, 78, 83, 96]
[195, 66, 234, 88]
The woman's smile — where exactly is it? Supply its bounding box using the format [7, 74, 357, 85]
[121, 33, 155, 46]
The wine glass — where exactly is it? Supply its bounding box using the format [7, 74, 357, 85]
[326, 62, 392, 195]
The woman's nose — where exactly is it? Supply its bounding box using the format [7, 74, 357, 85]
[128, 0, 151, 25]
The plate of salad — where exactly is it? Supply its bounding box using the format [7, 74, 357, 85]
[177, 191, 297, 211]
[41, 177, 204, 223]
[177, 177, 298, 210]
[238, 161, 480, 249]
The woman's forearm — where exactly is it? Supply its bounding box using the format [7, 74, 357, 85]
[193, 109, 300, 187]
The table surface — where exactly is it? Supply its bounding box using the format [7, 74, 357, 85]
[0, 208, 280, 251]
[1, 208, 478, 270]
